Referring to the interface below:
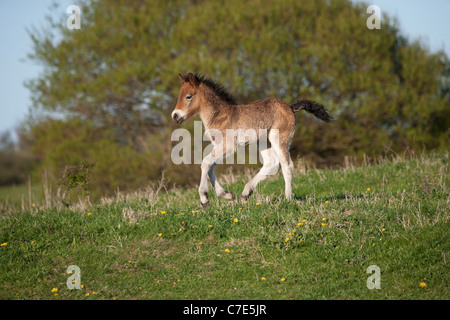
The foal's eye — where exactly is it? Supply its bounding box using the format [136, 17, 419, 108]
[186, 94, 193, 100]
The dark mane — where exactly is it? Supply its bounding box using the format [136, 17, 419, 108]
[183, 73, 238, 105]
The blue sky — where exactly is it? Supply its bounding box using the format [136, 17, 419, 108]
[0, 0, 449, 139]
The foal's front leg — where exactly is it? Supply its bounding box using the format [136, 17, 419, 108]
[198, 147, 235, 208]
[198, 155, 213, 208]
[198, 150, 225, 208]
[208, 164, 236, 201]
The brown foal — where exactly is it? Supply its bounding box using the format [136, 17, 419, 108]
[171, 73, 332, 208]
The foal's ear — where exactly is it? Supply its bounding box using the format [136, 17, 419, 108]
[178, 73, 185, 83]
[187, 73, 199, 87]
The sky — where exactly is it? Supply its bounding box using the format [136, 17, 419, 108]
[0, 0, 449, 140]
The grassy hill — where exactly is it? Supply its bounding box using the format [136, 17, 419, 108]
[0, 152, 448, 300]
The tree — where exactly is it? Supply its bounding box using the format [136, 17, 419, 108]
[0, 131, 36, 186]
[25, 0, 450, 191]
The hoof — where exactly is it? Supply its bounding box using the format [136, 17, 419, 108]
[222, 191, 236, 201]
[240, 190, 253, 202]
[201, 201, 210, 209]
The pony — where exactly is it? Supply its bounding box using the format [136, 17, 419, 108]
[171, 73, 332, 208]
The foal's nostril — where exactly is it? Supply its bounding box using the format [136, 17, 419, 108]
[172, 111, 184, 124]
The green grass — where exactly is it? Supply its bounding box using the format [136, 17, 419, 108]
[0, 152, 448, 300]
[0, 183, 44, 210]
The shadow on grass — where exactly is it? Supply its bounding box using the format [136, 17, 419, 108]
[292, 192, 366, 202]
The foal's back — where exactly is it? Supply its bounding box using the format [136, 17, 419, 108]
[225, 98, 296, 132]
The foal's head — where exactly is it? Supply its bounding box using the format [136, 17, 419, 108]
[171, 73, 201, 124]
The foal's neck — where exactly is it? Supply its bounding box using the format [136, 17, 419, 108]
[198, 85, 232, 128]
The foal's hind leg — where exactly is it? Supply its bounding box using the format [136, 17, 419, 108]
[270, 135, 294, 200]
[240, 147, 280, 202]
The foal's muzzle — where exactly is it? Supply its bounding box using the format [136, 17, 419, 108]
[172, 111, 185, 124]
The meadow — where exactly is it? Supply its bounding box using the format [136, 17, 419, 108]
[0, 151, 448, 300]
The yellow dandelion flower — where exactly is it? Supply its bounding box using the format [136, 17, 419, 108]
[285, 238, 289, 242]
[280, 278, 286, 282]
[367, 188, 371, 191]
[1, 242, 8, 247]
[158, 233, 162, 237]
[255, 203, 260, 205]
[234, 218, 238, 223]
[381, 228, 385, 232]
[321, 223, 326, 226]
[87, 212, 92, 216]
[292, 230, 296, 233]
[199, 242, 203, 245]
[261, 277, 266, 281]
[325, 201, 329, 204]
[345, 259, 348, 262]
[51, 288, 58, 293]
[31, 241, 35, 244]
[85, 293, 90, 297]
[243, 201, 247, 204]
[208, 225, 212, 228]
[160, 211, 166, 214]
[80, 285, 84, 289]
[420, 282, 426, 287]
[322, 218, 326, 221]
[302, 219, 306, 223]
[128, 260, 132, 263]
[297, 222, 302, 226]
[225, 249, 230, 253]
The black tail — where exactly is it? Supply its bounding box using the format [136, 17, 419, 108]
[290, 100, 333, 122]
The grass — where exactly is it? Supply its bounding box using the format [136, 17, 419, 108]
[0, 152, 448, 300]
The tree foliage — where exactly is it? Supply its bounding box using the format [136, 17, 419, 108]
[24, 0, 450, 192]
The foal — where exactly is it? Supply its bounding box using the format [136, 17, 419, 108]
[171, 73, 332, 208]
